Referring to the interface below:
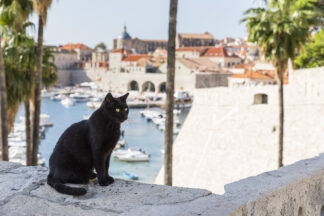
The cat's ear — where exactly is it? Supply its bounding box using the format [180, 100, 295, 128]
[105, 92, 115, 104]
[119, 93, 129, 102]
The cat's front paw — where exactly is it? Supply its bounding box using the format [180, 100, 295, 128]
[107, 176, 114, 184]
[98, 176, 114, 186]
[98, 178, 109, 186]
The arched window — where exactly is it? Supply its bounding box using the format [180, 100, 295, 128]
[142, 81, 155, 92]
[253, 93, 268, 104]
[128, 80, 139, 91]
[158, 82, 166, 93]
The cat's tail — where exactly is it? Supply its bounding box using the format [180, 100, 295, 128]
[47, 174, 87, 196]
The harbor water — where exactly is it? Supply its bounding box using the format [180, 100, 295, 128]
[14, 98, 189, 183]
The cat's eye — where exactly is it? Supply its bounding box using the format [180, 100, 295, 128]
[124, 108, 128, 111]
[115, 108, 120, 112]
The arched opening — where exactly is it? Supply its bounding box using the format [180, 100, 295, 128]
[159, 82, 166, 93]
[142, 81, 155, 92]
[253, 93, 268, 104]
[128, 80, 139, 91]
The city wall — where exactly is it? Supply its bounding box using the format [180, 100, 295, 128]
[1, 154, 324, 215]
[155, 67, 324, 194]
[56, 67, 222, 93]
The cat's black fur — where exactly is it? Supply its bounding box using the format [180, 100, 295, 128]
[47, 92, 129, 196]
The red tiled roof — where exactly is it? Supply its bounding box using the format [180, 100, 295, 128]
[122, 54, 151, 62]
[176, 47, 209, 53]
[231, 70, 273, 79]
[61, 43, 92, 50]
[234, 63, 255, 69]
[202, 47, 241, 58]
[111, 48, 133, 54]
[202, 47, 228, 57]
[230, 69, 289, 84]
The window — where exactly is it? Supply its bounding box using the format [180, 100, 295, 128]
[253, 93, 268, 104]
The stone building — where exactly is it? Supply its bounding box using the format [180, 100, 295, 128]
[109, 48, 133, 72]
[201, 47, 242, 67]
[92, 48, 109, 68]
[49, 46, 78, 70]
[112, 25, 168, 54]
[176, 32, 215, 48]
[60, 43, 93, 62]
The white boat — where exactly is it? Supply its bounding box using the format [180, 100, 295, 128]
[61, 97, 75, 107]
[9, 147, 45, 166]
[70, 92, 91, 102]
[50, 94, 65, 101]
[115, 139, 126, 149]
[40, 114, 53, 127]
[9, 140, 26, 148]
[140, 110, 161, 121]
[114, 148, 149, 162]
[86, 101, 101, 109]
[173, 109, 181, 115]
[41, 89, 54, 98]
[19, 114, 53, 127]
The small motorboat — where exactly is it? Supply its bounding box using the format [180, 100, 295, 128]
[173, 109, 181, 115]
[70, 92, 91, 102]
[61, 96, 75, 107]
[124, 172, 139, 180]
[50, 94, 64, 101]
[114, 148, 149, 162]
[86, 101, 101, 109]
[115, 139, 126, 149]
[40, 114, 53, 127]
[140, 110, 162, 122]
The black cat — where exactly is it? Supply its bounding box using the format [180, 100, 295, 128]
[47, 92, 129, 196]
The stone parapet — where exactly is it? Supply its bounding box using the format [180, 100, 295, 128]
[1, 154, 324, 215]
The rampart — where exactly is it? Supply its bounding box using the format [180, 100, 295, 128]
[155, 67, 324, 194]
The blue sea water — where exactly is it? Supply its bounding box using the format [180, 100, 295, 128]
[15, 98, 189, 183]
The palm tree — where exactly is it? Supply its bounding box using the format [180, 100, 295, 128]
[3, 22, 57, 165]
[31, 0, 52, 165]
[0, 33, 8, 161]
[0, 0, 33, 160]
[26, 46, 57, 165]
[164, 0, 178, 186]
[242, 0, 324, 168]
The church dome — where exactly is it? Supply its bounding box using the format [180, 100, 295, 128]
[118, 25, 131, 40]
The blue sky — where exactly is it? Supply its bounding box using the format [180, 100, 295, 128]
[30, 0, 260, 49]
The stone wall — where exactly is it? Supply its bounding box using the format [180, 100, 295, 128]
[195, 73, 230, 88]
[56, 69, 72, 86]
[1, 154, 324, 215]
[155, 67, 324, 194]
[56, 69, 92, 86]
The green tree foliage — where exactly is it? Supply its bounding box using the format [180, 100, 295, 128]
[3, 23, 57, 131]
[295, 30, 324, 68]
[94, 42, 107, 50]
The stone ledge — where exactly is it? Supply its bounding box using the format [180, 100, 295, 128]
[1, 153, 324, 215]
